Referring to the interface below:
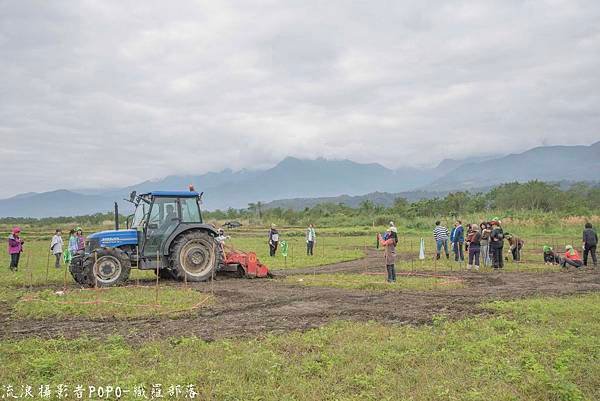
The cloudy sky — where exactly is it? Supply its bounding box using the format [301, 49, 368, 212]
[1, 0, 599, 198]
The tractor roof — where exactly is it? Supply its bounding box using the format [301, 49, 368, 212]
[143, 191, 200, 198]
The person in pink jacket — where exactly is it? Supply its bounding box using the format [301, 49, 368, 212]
[8, 227, 24, 271]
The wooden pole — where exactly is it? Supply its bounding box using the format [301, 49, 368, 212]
[27, 253, 32, 289]
[155, 250, 160, 305]
[45, 248, 51, 283]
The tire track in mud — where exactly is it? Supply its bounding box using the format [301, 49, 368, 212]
[1, 252, 599, 343]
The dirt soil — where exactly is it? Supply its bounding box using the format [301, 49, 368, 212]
[2, 249, 600, 343]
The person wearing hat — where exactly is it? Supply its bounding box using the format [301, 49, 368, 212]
[561, 245, 583, 269]
[505, 233, 524, 262]
[268, 224, 279, 257]
[8, 227, 24, 271]
[489, 220, 505, 269]
[543, 245, 559, 265]
[378, 226, 398, 283]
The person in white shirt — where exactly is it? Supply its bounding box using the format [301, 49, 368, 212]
[50, 229, 64, 268]
[306, 224, 316, 256]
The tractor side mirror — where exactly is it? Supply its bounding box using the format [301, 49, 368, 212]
[129, 191, 137, 203]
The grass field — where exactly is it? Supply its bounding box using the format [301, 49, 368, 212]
[0, 293, 598, 400]
[13, 287, 213, 320]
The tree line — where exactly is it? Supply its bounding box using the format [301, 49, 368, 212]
[2, 181, 598, 228]
[205, 181, 600, 226]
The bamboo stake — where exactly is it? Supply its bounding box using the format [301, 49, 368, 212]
[45, 248, 51, 283]
[155, 250, 160, 305]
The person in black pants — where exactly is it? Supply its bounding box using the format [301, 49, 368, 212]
[268, 224, 279, 257]
[582, 223, 598, 267]
[490, 220, 505, 269]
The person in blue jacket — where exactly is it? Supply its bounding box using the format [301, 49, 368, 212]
[451, 220, 465, 262]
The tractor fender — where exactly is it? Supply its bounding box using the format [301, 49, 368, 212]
[161, 224, 219, 256]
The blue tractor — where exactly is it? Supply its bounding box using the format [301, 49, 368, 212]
[69, 190, 220, 287]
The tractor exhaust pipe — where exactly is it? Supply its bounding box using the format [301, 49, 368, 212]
[114, 202, 119, 231]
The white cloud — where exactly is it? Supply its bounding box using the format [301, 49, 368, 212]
[0, 0, 599, 198]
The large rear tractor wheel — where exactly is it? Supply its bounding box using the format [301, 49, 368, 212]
[169, 231, 218, 282]
[81, 248, 131, 288]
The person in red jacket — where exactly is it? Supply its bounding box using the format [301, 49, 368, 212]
[560, 245, 583, 269]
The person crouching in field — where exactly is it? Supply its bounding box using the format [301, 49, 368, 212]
[505, 233, 524, 262]
[466, 225, 482, 270]
[8, 227, 24, 271]
[50, 229, 64, 268]
[561, 245, 583, 269]
[543, 245, 559, 265]
[378, 226, 398, 283]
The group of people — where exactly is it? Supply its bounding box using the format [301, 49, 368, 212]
[6, 227, 85, 271]
[267, 223, 317, 257]
[433, 219, 512, 270]
[541, 223, 598, 268]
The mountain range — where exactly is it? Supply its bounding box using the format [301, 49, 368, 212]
[0, 141, 598, 218]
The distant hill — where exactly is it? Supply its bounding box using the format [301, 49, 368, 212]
[0, 141, 598, 217]
[0, 190, 116, 218]
[428, 141, 600, 190]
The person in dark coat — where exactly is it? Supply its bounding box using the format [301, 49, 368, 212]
[582, 223, 598, 267]
[489, 220, 505, 269]
[451, 220, 465, 262]
[268, 224, 279, 257]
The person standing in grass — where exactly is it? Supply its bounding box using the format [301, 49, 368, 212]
[75, 227, 85, 252]
[378, 226, 398, 283]
[268, 224, 279, 257]
[561, 245, 583, 269]
[451, 220, 465, 262]
[50, 229, 64, 268]
[68, 229, 79, 256]
[306, 224, 316, 256]
[490, 220, 505, 269]
[467, 225, 482, 270]
[433, 221, 450, 260]
[480, 222, 492, 267]
[8, 227, 24, 271]
[63, 229, 75, 266]
[582, 223, 598, 267]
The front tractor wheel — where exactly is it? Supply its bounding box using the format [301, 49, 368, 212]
[170, 231, 218, 282]
[81, 248, 131, 287]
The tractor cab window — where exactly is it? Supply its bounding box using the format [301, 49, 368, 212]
[131, 201, 150, 229]
[180, 197, 202, 223]
[148, 197, 179, 229]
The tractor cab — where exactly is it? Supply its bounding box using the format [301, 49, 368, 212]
[129, 191, 204, 258]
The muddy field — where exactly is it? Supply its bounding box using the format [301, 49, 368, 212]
[2, 249, 600, 343]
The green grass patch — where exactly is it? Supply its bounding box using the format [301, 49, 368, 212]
[1, 293, 599, 400]
[228, 236, 367, 269]
[284, 273, 464, 291]
[13, 287, 212, 320]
